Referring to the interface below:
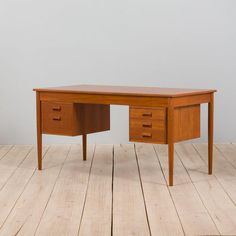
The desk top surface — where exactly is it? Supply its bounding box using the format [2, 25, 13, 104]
[34, 84, 216, 98]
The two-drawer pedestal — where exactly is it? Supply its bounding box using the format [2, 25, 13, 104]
[41, 102, 110, 136]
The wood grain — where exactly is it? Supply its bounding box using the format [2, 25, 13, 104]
[0, 145, 70, 236]
[113, 144, 150, 236]
[0, 145, 13, 160]
[154, 144, 219, 235]
[216, 143, 236, 169]
[35, 145, 94, 236]
[0, 145, 32, 189]
[0, 146, 49, 228]
[82, 135, 87, 161]
[129, 106, 167, 144]
[79, 145, 113, 236]
[173, 105, 200, 142]
[42, 102, 110, 136]
[130, 106, 166, 120]
[34, 84, 216, 98]
[208, 93, 214, 174]
[172, 93, 212, 107]
[129, 127, 166, 144]
[176, 144, 236, 235]
[39, 91, 169, 107]
[135, 144, 184, 236]
[167, 102, 175, 186]
[1, 144, 236, 235]
[195, 144, 236, 202]
[42, 101, 75, 136]
[34, 85, 216, 187]
[36, 92, 42, 170]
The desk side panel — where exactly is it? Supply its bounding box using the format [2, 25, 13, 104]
[173, 105, 201, 142]
[74, 104, 110, 135]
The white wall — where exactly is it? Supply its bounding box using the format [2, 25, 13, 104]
[0, 0, 235, 144]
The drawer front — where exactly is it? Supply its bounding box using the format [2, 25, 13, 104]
[130, 107, 166, 120]
[42, 102, 74, 135]
[129, 125, 166, 144]
[130, 119, 165, 130]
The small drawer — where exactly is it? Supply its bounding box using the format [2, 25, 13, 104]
[129, 126, 166, 144]
[42, 102, 74, 135]
[130, 119, 165, 130]
[130, 106, 166, 120]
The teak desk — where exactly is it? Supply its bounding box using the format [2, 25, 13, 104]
[34, 85, 216, 186]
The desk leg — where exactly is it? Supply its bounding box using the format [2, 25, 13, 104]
[208, 94, 214, 175]
[167, 105, 174, 186]
[83, 134, 87, 161]
[36, 92, 42, 170]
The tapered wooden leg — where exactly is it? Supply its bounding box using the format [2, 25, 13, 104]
[168, 142, 174, 186]
[168, 103, 175, 186]
[36, 92, 42, 170]
[83, 134, 87, 161]
[208, 93, 214, 175]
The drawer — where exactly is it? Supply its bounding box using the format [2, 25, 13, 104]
[130, 118, 165, 130]
[129, 126, 166, 144]
[130, 106, 166, 120]
[42, 102, 74, 135]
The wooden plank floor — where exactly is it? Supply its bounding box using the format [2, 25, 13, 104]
[0, 144, 236, 235]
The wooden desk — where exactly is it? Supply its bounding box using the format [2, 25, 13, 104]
[34, 85, 216, 186]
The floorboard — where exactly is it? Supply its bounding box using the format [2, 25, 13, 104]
[0, 145, 13, 160]
[0, 145, 70, 236]
[154, 144, 219, 236]
[135, 143, 184, 236]
[216, 144, 236, 169]
[35, 144, 94, 236]
[78, 145, 113, 236]
[113, 144, 150, 236]
[0, 146, 49, 228]
[176, 144, 236, 235]
[0, 145, 32, 191]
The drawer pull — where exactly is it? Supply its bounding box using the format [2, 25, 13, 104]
[53, 116, 61, 121]
[142, 112, 152, 117]
[52, 106, 61, 111]
[142, 122, 152, 128]
[142, 133, 152, 138]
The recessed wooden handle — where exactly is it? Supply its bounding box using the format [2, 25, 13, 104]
[52, 106, 61, 111]
[53, 116, 61, 121]
[142, 112, 152, 117]
[142, 132, 152, 138]
[142, 122, 152, 128]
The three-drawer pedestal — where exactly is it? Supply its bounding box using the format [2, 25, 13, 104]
[129, 105, 201, 144]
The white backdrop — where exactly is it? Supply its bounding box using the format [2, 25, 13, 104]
[0, 0, 235, 144]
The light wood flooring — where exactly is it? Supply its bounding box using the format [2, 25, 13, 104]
[0, 143, 236, 236]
